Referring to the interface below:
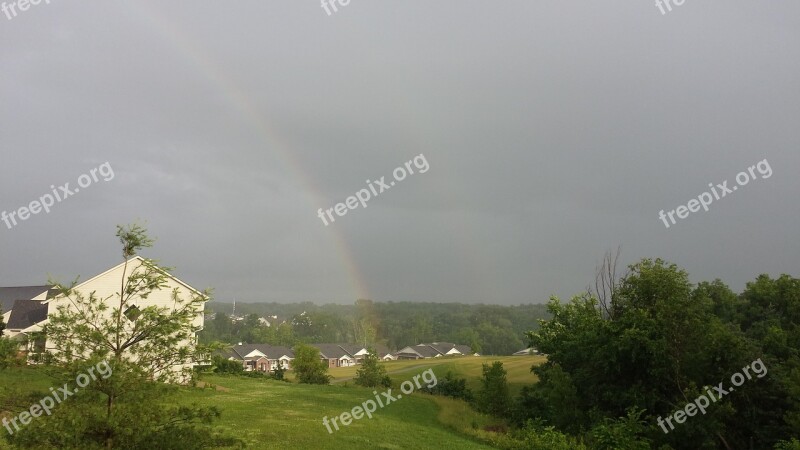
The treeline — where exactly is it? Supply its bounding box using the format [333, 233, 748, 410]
[201, 300, 550, 355]
[509, 258, 800, 449]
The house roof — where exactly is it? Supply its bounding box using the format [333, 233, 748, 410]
[311, 344, 354, 360]
[0, 286, 53, 312]
[6, 299, 48, 330]
[396, 343, 473, 358]
[44, 257, 206, 306]
[410, 345, 442, 358]
[228, 344, 295, 360]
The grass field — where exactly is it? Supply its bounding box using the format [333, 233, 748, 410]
[325, 355, 546, 395]
[0, 356, 546, 449]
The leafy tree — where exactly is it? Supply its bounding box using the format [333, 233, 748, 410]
[353, 349, 391, 388]
[0, 306, 5, 336]
[424, 371, 473, 401]
[46, 224, 209, 382]
[525, 258, 789, 449]
[477, 361, 511, 417]
[5, 224, 234, 449]
[271, 360, 286, 381]
[292, 343, 330, 385]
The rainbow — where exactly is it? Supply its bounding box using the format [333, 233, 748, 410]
[122, 2, 371, 301]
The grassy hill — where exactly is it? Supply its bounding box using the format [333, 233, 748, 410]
[185, 374, 496, 449]
[0, 356, 548, 449]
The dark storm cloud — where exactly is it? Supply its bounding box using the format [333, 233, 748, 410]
[1, 1, 798, 304]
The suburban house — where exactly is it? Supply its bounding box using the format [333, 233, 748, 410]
[339, 344, 395, 362]
[219, 344, 295, 372]
[218, 343, 396, 372]
[312, 343, 356, 368]
[394, 342, 475, 360]
[0, 257, 206, 377]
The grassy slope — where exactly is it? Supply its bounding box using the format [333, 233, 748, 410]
[181, 374, 496, 449]
[0, 368, 497, 450]
[1, 357, 546, 449]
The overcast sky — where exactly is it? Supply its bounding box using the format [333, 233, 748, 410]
[1, 1, 798, 305]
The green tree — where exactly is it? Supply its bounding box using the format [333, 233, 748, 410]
[271, 360, 286, 381]
[0, 337, 21, 369]
[477, 361, 511, 417]
[5, 224, 234, 449]
[525, 259, 772, 449]
[0, 306, 5, 336]
[292, 343, 330, 384]
[353, 349, 391, 388]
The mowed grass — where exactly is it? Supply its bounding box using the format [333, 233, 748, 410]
[0, 358, 547, 449]
[327, 356, 545, 396]
[181, 375, 496, 449]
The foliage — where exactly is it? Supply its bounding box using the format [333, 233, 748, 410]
[423, 370, 474, 401]
[775, 438, 800, 450]
[502, 420, 588, 450]
[587, 408, 651, 450]
[523, 258, 800, 449]
[292, 343, 331, 385]
[4, 224, 230, 449]
[272, 359, 287, 381]
[5, 360, 241, 450]
[211, 355, 244, 374]
[476, 361, 511, 418]
[46, 225, 209, 383]
[201, 300, 550, 356]
[0, 337, 23, 369]
[353, 349, 391, 388]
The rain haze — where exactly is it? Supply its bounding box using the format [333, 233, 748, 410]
[1, 1, 798, 305]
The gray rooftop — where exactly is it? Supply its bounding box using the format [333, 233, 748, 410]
[6, 299, 48, 330]
[0, 286, 53, 313]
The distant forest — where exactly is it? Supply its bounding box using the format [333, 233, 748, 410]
[201, 300, 550, 355]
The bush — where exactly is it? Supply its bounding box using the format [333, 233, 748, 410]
[423, 371, 473, 401]
[0, 338, 23, 369]
[587, 408, 651, 450]
[211, 355, 243, 374]
[502, 420, 588, 450]
[775, 439, 800, 450]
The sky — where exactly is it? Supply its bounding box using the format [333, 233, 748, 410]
[0, 1, 798, 305]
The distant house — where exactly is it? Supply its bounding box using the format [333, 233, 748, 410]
[311, 344, 356, 368]
[339, 344, 395, 362]
[219, 344, 294, 372]
[394, 342, 475, 360]
[218, 343, 396, 371]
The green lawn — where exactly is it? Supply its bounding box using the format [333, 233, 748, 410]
[0, 367, 506, 449]
[0, 357, 546, 449]
[326, 355, 545, 395]
[184, 375, 497, 449]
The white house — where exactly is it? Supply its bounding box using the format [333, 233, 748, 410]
[394, 342, 475, 360]
[1, 257, 206, 378]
